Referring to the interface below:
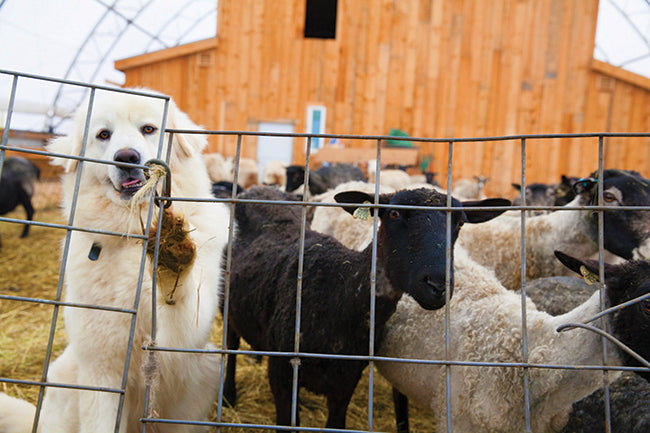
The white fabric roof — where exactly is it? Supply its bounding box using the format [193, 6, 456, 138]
[0, 0, 217, 133]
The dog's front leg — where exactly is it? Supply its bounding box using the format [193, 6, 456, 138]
[77, 367, 129, 433]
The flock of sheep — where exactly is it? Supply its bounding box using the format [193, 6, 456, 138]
[199, 153, 650, 432]
[2, 150, 650, 432]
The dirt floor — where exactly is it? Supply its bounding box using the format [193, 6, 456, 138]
[0, 180, 436, 432]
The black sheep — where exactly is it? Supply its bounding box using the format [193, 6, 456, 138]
[511, 181, 556, 215]
[548, 251, 650, 432]
[555, 251, 650, 381]
[559, 372, 650, 433]
[211, 180, 243, 198]
[554, 174, 578, 206]
[510, 175, 579, 213]
[0, 156, 40, 239]
[221, 186, 509, 430]
[285, 163, 366, 195]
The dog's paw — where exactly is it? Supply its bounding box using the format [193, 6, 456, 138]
[147, 208, 196, 274]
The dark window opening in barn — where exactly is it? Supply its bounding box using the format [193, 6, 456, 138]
[304, 0, 337, 39]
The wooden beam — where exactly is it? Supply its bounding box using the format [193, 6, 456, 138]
[591, 59, 650, 91]
[0, 129, 58, 141]
[115, 38, 218, 71]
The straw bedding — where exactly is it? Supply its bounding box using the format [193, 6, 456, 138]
[0, 198, 435, 432]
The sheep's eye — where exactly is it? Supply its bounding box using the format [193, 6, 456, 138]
[97, 129, 111, 140]
[603, 192, 616, 203]
[141, 125, 157, 135]
[389, 210, 400, 219]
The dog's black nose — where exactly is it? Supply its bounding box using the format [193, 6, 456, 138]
[113, 148, 141, 165]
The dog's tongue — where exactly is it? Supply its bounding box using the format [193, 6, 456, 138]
[122, 179, 140, 188]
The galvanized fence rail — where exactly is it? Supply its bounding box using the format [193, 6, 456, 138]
[0, 69, 649, 433]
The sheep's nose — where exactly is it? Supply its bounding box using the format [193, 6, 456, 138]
[113, 148, 141, 165]
[425, 277, 447, 297]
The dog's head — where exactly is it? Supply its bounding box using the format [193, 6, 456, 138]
[48, 89, 207, 204]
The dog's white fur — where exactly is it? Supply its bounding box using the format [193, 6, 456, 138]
[1, 90, 229, 433]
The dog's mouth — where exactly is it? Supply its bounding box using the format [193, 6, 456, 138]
[114, 172, 147, 200]
[121, 177, 144, 194]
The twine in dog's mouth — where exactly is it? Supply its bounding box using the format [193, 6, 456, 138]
[126, 161, 171, 234]
[131, 163, 168, 206]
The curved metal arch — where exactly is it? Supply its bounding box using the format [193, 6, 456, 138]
[606, 0, 650, 66]
[142, 0, 217, 52]
[46, 0, 160, 131]
[46, 0, 217, 132]
[595, 0, 650, 72]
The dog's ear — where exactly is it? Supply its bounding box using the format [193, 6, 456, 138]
[47, 134, 81, 173]
[167, 100, 207, 158]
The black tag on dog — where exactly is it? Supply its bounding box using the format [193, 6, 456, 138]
[88, 242, 102, 261]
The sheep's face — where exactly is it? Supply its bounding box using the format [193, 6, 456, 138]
[511, 182, 555, 215]
[554, 251, 650, 381]
[576, 170, 650, 261]
[285, 165, 306, 192]
[554, 175, 578, 206]
[335, 188, 510, 311]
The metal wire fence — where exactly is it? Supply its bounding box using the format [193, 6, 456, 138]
[1, 69, 649, 433]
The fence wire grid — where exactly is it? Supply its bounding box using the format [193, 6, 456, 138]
[1, 69, 649, 433]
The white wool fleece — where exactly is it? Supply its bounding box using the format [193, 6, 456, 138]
[377, 248, 620, 433]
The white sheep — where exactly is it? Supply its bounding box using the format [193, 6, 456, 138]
[229, 157, 258, 188]
[202, 152, 232, 184]
[452, 175, 488, 200]
[310, 181, 396, 251]
[456, 195, 595, 291]
[203, 153, 259, 189]
[457, 169, 650, 291]
[367, 159, 413, 190]
[260, 160, 287, 188]
[376, 247, 623, 433]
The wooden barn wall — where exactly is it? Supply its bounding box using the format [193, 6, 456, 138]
[117, 0, 650, 197]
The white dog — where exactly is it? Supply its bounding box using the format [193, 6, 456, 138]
[1, 89, 229, 433]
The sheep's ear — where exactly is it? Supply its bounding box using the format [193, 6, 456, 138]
[334, 191, 387, 218]
[47, 135, 80, 173]
[554, 250, 623, 287]
[167, 101, 207, 158]
[461, 198, 511, 223]
[572, 177, 596, 195]
[511, 183, 521, 192]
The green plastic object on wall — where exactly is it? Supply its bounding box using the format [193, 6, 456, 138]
[385, 128, 413, 148]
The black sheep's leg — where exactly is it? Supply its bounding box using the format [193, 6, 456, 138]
[393, 387, 410, 433]
[222, 326, 240, 407]
[268, 356, 299, 429]
[325, 389, 355, 429]
[19, 191, 34, 238]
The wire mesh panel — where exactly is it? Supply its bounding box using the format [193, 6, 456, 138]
[1, 69, 649, 433]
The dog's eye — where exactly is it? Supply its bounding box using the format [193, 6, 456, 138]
[141, 125, 157, 135]
[97, 129, 111, 140]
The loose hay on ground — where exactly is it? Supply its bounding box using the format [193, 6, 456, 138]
[1, 200, 436, 432]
